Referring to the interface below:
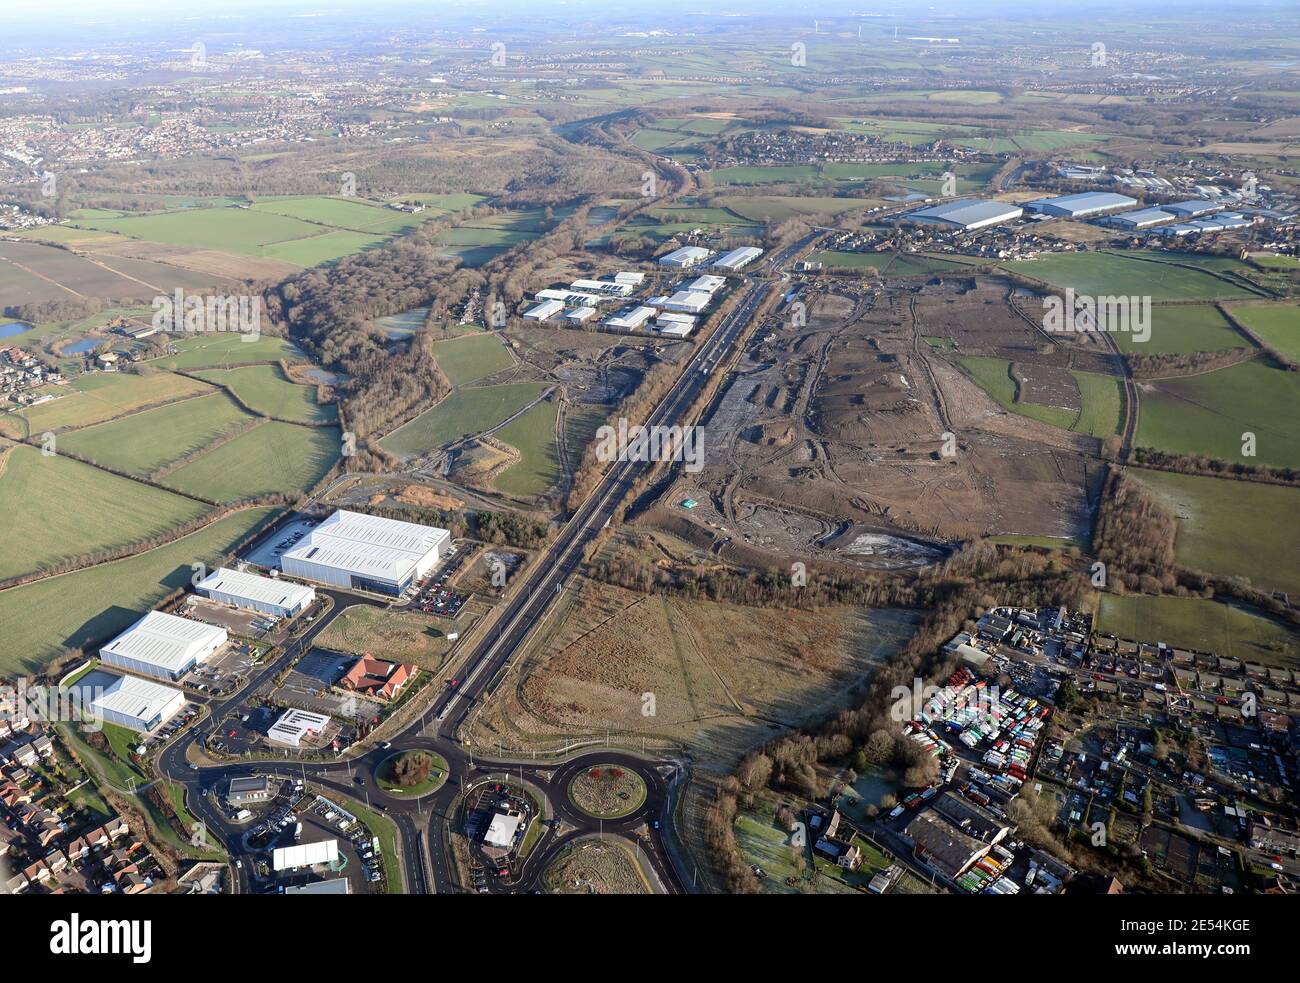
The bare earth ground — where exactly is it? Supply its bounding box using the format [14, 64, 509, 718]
[467, 576, 920, 773]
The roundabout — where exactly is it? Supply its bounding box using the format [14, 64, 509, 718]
[375, 749, 450, 798]
[566, 762, 649, 820]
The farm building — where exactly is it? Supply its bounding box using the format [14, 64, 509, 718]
[658, 246, 712, 268]
[280, 509, 450, 596]
[88, 672, 186, 733]
[711, 246, 763, 270]
[908, 199, 1023, 231]
[1023, 192, 1138, 218]
[268, 708, 332, 748]
[522, 299, 564, 321]
[99, 611, 227, 681]
[197, 567, 315, 618]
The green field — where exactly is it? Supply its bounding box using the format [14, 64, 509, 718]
[379, 382, 548, 458]
[1228, 303, 1300, 361]
[1130, 468, 1300, 595]
[153, 333, 307, 371]
[70, 200, 404, 267]
[251, 197, 435, 235]
[716, 195, 873, 223]
[0, 371, 213, 437]
[74, 206, 327, 256]
[58, 392, 255, 475]
[430, 333, 514, 386]
[958, 356, 1121, 436]
[0, 507, 277, 672]
[1096, 593, 1300, 666]
[161, 422, 340, 502]
[1004, 252, 1260, 302]
[1112, 304, 1249, 355]
[1135, 360, 1300, 468]
[493, 399, 561, 498]
[0, 445, 210, 581]
[195, 364, 337, 425]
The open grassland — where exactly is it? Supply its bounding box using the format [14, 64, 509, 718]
[1003, 251, 1261, 301]
[250, 196, 436, 235]
[195, 364, 337, 424]
[958, 356, 1122, 436]
[492, 399, 561, 498]
[1227, 303, 1300, 361]
[0, 371, 212, 437]
[58, 392, 255, 476]
[436, 208, 568, 266]
[0, 506, 277, 673]
[153, 333, 307, 370]
[69, 199, 411, 268]
[1135, 360, 1300, 469]
[1130, 468, 1300, 596]
[379, 382, 548, 459]
[1112, 304, 1248, 355]
[260, 229, 388, 266]
[706, 160, 996, 194]
[716, 195, 874, 223]
[1096, 594, 1300, 667]
[0, 445, 210, 582]
[315, 604, 463, 671]
[73, 206, 327, 256]
[430, 333, 514, 385]
[161, 422, 340, 502]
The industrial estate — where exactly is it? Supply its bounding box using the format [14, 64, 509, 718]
[0, 0, 1297, 934]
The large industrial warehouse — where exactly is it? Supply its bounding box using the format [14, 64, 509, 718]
[279, 510, 450, 596]
[1024, 191, 1138, 218]
[88, 672, 186, 733]
[908, 199, 1024, 231]
[197, 567, 316, 618]
[99, 611, 227, 681]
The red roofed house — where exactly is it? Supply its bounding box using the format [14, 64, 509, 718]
[341, 655, 417, 702]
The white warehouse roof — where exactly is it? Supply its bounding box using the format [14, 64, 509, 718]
[604, 306, 657, 330]
[100, 611, 227, 676]
[273, 839, 339, 871]
[268, 708, 332, 747]
[661, 290, 712, 313]
[281, 510, 449, 585]
[88, 673, 184, 730]
[909, 199, 1023, 231]
[1024, 192, 1138, 217]
[712, 246, 763, 270]
[658, 246, 712, 267]
[523, 299, 564, 320]
[686, 274, 726, 294]
[197, 567, 315, 611]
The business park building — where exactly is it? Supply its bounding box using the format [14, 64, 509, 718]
[907, 199, 1024, 232]
[99, 611, 227, 681]
[280, 510, 450, 597]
